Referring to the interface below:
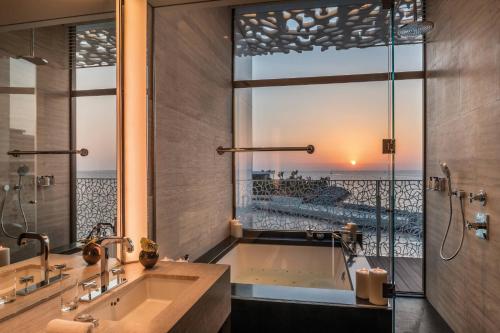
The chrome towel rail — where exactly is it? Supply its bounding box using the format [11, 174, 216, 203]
[216, 145, 314, 155]
[7, 148, 89, 157]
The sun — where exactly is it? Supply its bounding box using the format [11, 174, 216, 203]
[350, 160, 357, 166]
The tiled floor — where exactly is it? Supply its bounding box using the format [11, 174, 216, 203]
[396, 297, 453, 333]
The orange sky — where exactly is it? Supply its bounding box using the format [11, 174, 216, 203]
[238, 45, 423, 172]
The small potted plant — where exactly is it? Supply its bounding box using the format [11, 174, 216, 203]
[139, 237, 159, 269]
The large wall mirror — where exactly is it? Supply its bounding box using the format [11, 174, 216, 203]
[0, 0, 121, 264]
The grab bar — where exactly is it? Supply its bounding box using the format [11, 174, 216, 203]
[7, 149, 89, 157]
[216, 145, 314, 155]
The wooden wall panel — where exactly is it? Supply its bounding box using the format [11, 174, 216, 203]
[153, 5, 233, 260]
[425, 0, 500, 332]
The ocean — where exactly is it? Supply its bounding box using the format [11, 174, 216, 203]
[77, 169, 422, 180]
[254, 169, 422, 180]
[77, 170, 117, 179]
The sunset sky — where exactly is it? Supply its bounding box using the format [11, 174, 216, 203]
[239, 44, 423, 173]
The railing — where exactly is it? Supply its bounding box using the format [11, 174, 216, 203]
[76, 178, 117, 240]
[236, 179, 423, 258]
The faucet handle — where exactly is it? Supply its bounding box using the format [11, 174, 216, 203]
[52, 263, 67, 271]
[20, 275, 34, 291]
[111, 267, 125, 283]
[111, 267, 125, 275]
[82, 280, 98, 291]
[19, 275, 34, 284]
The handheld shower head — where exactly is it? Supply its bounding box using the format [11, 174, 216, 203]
[439, 162, 450, 178]
[17, 165, 29, 177]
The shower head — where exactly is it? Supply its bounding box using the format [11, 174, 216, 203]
[398, 21, 435, 38]
[439, 162, 450, 178]
[2, 184, 9, 192]
[16, 55, 48, 66]
[17, 165, 29, 176]
[15, 28, 49, 66]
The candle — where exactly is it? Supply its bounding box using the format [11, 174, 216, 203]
[355, 268, 370, 300]
[369, 267, 388, 306]
[230, 219, 243, 238]
[0, 246, 10, 267]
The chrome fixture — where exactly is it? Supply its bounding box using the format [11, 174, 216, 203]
[16, 28, 48, 66]
[467, 212, 489, 240]
[74, 313, 100, 327]
[16, 233, 68, 295]
[216, 145, 314, 155]
[37, 175, 55, 187]
[333, 231, 357, 258]
[427, 176, 447, 192]
[438, 162, 466, 261]
[19, 275, 34, 294]
[1, 165, 30, 239]
[469, 190, 487, 206]
[80, 236, 133, 302]
[398, 0, 434, 38]
[7, 148, 89, 157]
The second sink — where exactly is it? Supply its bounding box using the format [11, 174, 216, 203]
[80, 274, 198, 329]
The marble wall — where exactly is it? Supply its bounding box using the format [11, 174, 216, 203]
[425, 0, 500, 331]
[153, 5, 233, 260]
[0, 26, 70, 262]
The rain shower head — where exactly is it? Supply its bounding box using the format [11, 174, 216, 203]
[439, 162, 450, 178]
[398, 21, 435, 38]
[16, 28, 49, 66]
[16, 55, 48, 66]
[17, 165, 29, 176]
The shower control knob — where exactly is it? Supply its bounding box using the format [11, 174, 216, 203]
[469, 190, 487, 206]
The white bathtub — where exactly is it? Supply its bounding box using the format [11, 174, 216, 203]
[217, 243, 352, 290]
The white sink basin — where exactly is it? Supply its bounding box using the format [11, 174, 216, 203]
[81, 275, 198, 330]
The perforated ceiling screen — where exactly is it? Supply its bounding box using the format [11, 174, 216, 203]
[235, 0, 423, 57]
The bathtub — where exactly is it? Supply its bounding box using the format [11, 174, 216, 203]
[217, 243, 351, 290]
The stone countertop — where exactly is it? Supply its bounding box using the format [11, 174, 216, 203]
[0, 254, 229, 333]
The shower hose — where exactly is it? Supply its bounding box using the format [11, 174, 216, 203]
[0, 175, 29, 239]
[439, 180, 466, 261]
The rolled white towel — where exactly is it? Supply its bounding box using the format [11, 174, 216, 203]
[46, 319, 94, 333]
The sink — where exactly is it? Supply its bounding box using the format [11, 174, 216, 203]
[81, 275, 198, 330]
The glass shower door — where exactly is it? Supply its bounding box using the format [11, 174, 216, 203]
[0, 52, 38, 263]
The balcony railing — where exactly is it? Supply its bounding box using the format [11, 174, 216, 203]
[76, 177, 117, 240]
[236, 179, 423, 258]
[76, 177, 423, 258]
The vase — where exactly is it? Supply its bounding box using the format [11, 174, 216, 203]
[139, 250, 159, 269]
[82, 243, 101, 265]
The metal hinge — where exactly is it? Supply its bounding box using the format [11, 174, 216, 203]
[383, 282, 396, 298]
[382, 139, 396, 154]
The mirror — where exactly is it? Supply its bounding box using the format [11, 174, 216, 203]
[0, 1, 119, 265]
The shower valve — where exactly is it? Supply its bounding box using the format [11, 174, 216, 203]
[469, 190, 487, 206]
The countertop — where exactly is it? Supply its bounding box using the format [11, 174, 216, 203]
[0, 254, 230, 333]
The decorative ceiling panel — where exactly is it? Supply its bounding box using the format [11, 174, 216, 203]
[236, 0, 423, 57]
[74, 22, 116, 68]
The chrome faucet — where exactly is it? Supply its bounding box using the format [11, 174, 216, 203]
[79, 236, 134, 302]
[99, 236, 134, 289]
[18, 232, 50, 283]
[16, 232, 68, 296]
